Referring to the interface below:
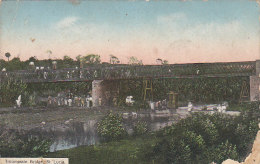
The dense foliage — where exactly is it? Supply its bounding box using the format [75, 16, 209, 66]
[27, 82, 92, 97]
[97, 112, 127, 141]
[152, 77, 249, 104]
[0, 79, 28, 106]
[117, 77, 248, 107]
[146, 109, 259, 164]
[0, 130, 51, 157]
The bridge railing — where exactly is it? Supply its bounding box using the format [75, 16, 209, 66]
[0, 61, 256, 83]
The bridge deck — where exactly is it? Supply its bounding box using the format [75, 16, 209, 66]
[0, 61, 256, 83]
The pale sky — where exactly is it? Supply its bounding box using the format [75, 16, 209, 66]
[0, 0, 259, 64]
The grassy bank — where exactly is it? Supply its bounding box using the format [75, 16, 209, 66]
[48, 135, 157, 164]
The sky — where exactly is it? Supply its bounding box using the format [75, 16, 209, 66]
[0, 0, 259, 64]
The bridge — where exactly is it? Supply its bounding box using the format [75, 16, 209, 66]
[1, 60, 260, 106]
[0, 61, 256, 83]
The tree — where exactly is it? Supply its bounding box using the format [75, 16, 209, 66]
[128, 56, 142, 65]
[5, 52, 11, 61]
[28, 56, 37, 63]
[8, 57, 25, 71]
[156, 58, 168, 65]
[46, 50, 52, 59]
[79, 54, 101, 66]
[162, 60, 169, 65]
[63, 55, 75, 67]
[110, 55, 120, 64]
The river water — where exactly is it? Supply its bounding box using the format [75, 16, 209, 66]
[44, 110, 181, 152]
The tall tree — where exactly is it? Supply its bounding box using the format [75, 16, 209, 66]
[110, 55, 120, 64]
[162, 60, 169, 65]
[5, 52, 11, 61]
[128, 56, 142, 65]
[46, 50, 52, 59]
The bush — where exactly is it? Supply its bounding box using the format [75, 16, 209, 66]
[133, 121, 148, 136]
[149, 112, 259, 164]
[152, 138, 192, 164]
[0, 130, 51, 157]
[97, 112, 127, 142]
[204, 140, 238, 164]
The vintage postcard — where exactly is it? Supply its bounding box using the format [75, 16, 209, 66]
[0, 0, 259, 164]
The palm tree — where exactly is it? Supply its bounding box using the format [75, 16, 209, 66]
[46, 50, 52, 59]
[5, 52, 11, 61]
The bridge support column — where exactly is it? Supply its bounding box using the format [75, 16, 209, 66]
[92, 80, 119, 107]
[250, 60, 260, 101]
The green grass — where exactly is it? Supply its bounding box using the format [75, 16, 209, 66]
[48, 136, 157, 164]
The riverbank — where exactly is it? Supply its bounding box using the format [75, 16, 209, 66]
[0, 107, 107, 131]
[0, 106, 182, 131]
[47, 111, 259, 164]
[0, 106, 182, 151]
[48, 135, 157, 164]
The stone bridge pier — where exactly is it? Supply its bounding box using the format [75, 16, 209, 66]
[250, 60, 260, 101]
[92, 80, 120, 107]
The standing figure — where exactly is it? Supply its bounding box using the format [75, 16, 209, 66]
[16, 95, 22, 108]
[48, 96, 52, 106]
[43, 72, 48, 79]
[86, 96, 90, 108]
[68, 99, 72, 106]
[81, 97, 85, 107]
[77, 96, 81, 107]
[113, 97, 117, 106]
[64, 98, 68, 106]
[53, 98, 57, 106]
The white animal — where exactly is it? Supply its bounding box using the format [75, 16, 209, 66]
[16, 95, 22, 108]
[126, 96, 134, 105]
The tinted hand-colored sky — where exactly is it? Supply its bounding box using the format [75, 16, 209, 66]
[0, 0, 259, 64]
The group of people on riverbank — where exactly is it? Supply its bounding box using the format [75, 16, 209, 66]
[47, 93, 93, 108]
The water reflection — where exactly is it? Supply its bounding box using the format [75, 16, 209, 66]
[43, 111, 180, 152]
